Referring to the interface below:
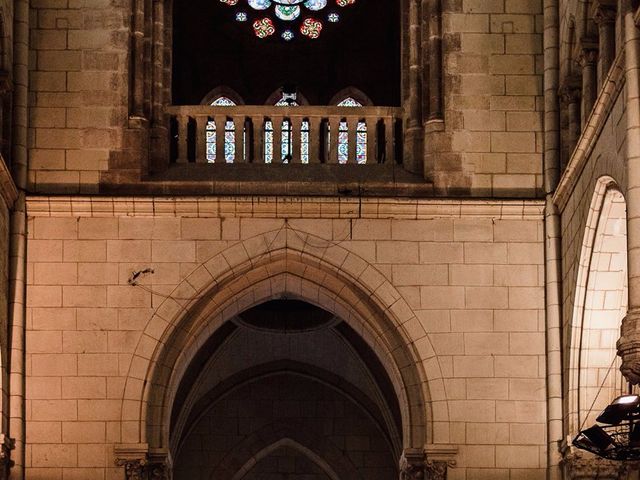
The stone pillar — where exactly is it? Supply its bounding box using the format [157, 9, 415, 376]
[579, 42, 598, 127]
[617, 1, 640, 386]
[131, 0, 146, 119]
[560, 82, 582, 158]
[426, 0, 442, 121]
[592, 0, 617, 88]
[404, 0, 424, 176]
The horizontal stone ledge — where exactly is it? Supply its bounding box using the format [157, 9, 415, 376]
[26, 195, 545, 220]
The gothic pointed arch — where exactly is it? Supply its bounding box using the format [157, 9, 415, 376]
[567, 175, 628, 435]
[200, 86, 245, 106]
[209, 425, 362, 480]
[118, 227, 446, 458]
[329, 87, 373, 106]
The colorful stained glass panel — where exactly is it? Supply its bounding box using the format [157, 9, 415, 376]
[275, 5, 301, 20]
[338, 121, 348, 164]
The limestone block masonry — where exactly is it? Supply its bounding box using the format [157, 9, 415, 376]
[22, 196, 547, 479]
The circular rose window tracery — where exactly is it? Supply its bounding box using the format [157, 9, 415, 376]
[220, 0, 356, 40]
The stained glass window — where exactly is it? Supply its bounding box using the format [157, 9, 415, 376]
[265, 120, 274, 163]
[221, 0, 355, 41]
[338, 121, 349, 164]
[356, 120, 367, 164]
[301, 120, 310, 163]
[212, 96, 237, 107]
[337, 97, 362, 107]
[208, 97, 237, 163]
[326, 97, 368, 164]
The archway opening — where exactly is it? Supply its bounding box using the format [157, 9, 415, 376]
[569, 184, 629, 434]
[169, 298, 404, 480]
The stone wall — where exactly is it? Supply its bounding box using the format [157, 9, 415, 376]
[28, 0, 128, 194]
[24, 196, 546, 479]
[435, 0, 544, 196]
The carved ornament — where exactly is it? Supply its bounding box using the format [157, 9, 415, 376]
[563, 449, 629, 479]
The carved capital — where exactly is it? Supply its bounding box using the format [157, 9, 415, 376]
[579, 48, 599, 67]
[559, 84, 582, 106]
[425, 460, 453, 480]
[562, 450, 626, 479]
[115, 445, 171, 480]
[114, 458, 170, 480]
[400, 449, 425, 480]
[592, 0, 617, 25]
[0, 435, 14, 468]
[115, 458, 147, 480]
[617, 309, 640, 385]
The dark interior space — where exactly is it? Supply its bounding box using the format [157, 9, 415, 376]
[172, 0, 400, 106]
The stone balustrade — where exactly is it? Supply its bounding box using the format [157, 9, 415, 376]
[166, 105, 403, 166]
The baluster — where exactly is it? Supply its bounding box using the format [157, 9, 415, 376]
[195, 116, 207, 163]
[328, 116, 340, 164]
[308, 117, 321, 164]
[384, 116, 394, 164]
[290, 117, 302, 163]
[214, 115, 226, 163]
[348, 117, 357, 164]
[177, 114, 189, 163]
[234, 116, 245, 163]
[366, 118, 377, 164]
[252, 116, 264, 164]
[273, 116, 283, 163]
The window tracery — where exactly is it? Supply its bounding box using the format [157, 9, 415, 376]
[219, 0, 357, 40]
[206, 96, 239, 163]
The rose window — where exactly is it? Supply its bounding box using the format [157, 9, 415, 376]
[220, 0, 357, 40]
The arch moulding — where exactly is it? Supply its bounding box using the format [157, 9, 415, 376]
[567, 175, 627, 434]
[118, 227, 448, 457]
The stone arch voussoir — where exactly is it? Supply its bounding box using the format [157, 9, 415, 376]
[120, 227, 446, 451]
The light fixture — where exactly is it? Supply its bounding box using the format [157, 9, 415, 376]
[597, 395, 640, 425]
[573, 394, 640, 461]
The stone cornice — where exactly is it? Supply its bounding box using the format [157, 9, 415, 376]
[26, 196, 545, 220]
[553, 48, 625, 211]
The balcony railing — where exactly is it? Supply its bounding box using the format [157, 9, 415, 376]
[167, 105, 404, 166]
